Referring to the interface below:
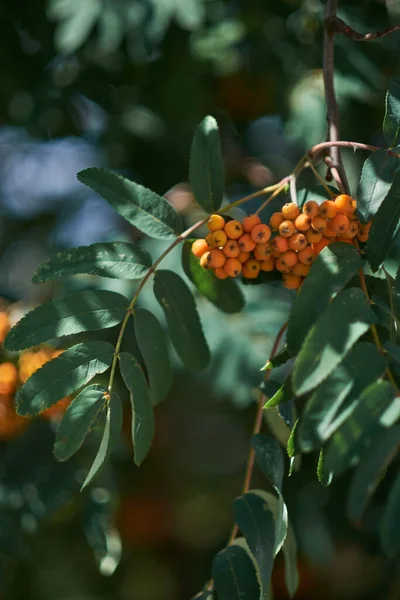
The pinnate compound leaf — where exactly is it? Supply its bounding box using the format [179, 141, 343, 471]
[383, 77, 400, 148]
[323, 381, 396, 477]
[81, 392, 123, 489]
[153, 270, 210, 371]
[298, 342, 386, 452]
[16, 341, 115, 417]
[347, 424, 400, 522]
[189, 116, 224, 213]
[182, 241, 244, 313]
[365, 169, 400, 271]
[32, 242, 152, 283]
[233, 492, 275, 599]
[4, 290, 127, 351]
[54, 384, 106, 461]
[133, 308, 173, 405]
[287, 244, 363, 356]
[292, 288, 376, 396]
[357, 150, 400, 224]
[212, 544, 260, 600]
[77, 168, 182, 240]
[381, 469, 400, 558]
[119, 352, 154, 465]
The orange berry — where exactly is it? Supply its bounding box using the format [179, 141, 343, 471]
[292, 262, 311, 277]
[207, 249, 226, 268]
[357, 233, 368, 242]
[280, 250, 298, 268]
[238, 250, 251, 263]
[306, 229, 323, 244]
[243, 214, 261, 233]
[208, 230, 227, 248]
[260, 258, 275, 272]
[319, 200, 338, 220]
[223, 240, 240, 258]
[214, 266, 229, 280]
[362, 221, 372, 233]
[19, 348, 53, 383]
[358, 223, 371, 241]
[336, 237, 353, 244]
[276, 258, 291, 273]
[0, 401, 29, 440]
[330, 214, 350, 234]
[288, 233, 307, 251]
[298, 246, 316, 265]
[341, 221, 358, 238]
[41, 396, 71, 421]
[334, 194, 355, 215]
[242, 259, 260, 279]
[324, 224, 337, 238]
[192, 239, 210, 258]
[303, 201, 319, 218]
[200, 252, 211, 269]
[225, 220, 244, 240]
[0, 363, 18, 395]
[0, 312, 10, 345]
[269, 212, 284, 230]
[311, 216, 327, 233]
[238, 233, 256, 252]
[282, 202, 300, 220]
[207, 214, 226, 232]
[312, 238, 331, 254]
[272, 236, 289, 253]
[279, 220, 296, 238]
[224, 258, 242, 277]
[254, 243, 272, 262]
[282, 273, 302, 290]
[294, 214, 312, 232]
[251, 223, 271, 243]
[205, 233, 214, 247]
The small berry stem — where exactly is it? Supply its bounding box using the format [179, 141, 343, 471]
[307, 161, 336, 197]
[310, 140, 400, 157]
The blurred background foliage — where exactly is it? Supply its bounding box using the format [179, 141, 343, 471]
[0, 0, 400, 598]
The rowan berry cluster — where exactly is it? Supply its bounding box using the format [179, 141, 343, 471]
[192, 194, 371, 290]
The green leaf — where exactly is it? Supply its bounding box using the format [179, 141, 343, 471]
[54, 384, 106, 461]
[365, 169, 400, 271]
[264, 377, 293, 408]
[189, 116, 224, 213]
[323, 381, 396, 477]
[81, 392, 123, 489]
[381, 469, 400, 558]
[16, 341, 114, 417]
[133, 308, 173, 405]
[287, 244, 363, 356]
[385, 340, 400, 364]
[287, 419, 300, 459]
[251, 434, 284, 492]
[32, 242, 152, 283]
[282, 522, 299, 598]
[153, 270, 210, 371]
[347, 424, 400, 522]
[49, 0, 101, 54]
[182, 241, 244, 314]
[292, 288, 376, 396]
[261, 346, 290, 371]
[77, 168, 182, 240]
[317, 449, 333, 487]
[356, 150, 400, 224]
[4, 290, 127, 351]
[298, 342, 386, 452]
[383, 77, 400, 148]
[119, 353, 155, 466]
[212, 545, 260, 600]
[233, 492, 275, 599]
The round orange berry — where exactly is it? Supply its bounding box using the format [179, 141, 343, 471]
[341, 221, 358, 238]
[214, 266, 229, 280]
[254, 243, 272, 262]
[298, 246, 316, 265]
[311, 216, 327, 233]
[330, 214, 349, 234]
[275, 258, 291, 273]
[41, 396, 71, 421]
[238, 233, 256, 252]
[303, 201, 319, 218]
[260, 258, 275, 272]
[292, 262, 311, 277]
[279, 220, 296, 238]
[205, 233, 214, 247]
[288, 233, 307, 251]
[272, 236, 289, 253]
[280, 250, 298, 268]
[243, 214, 261, 233]
[312, 238, 331, 254]
[200, 252, 211, 269]
[238, 250, 251, 263]
[0, 312, 10, 345]
[282, 202, 300, 220]
[225, 220, 244, 240]
[207, 214, 226, 232]
[282, 274, 302, 290]
[294, 214, 312, 232]
[334, 194, 355, 215]
[269, 212, 284, 230]
[251, 223, 271, 244]
[223, 240, 240, 258]
[306, 229, 323, 244]
[324, 224, 337, 238]
[0, 363, 18, 396]
[319, 200, 337, 220]
[242, 259, 261, 279]
[207, 249, 226, 268]
[192, 239, 210, 258]
[224, 258, 242, 277]
[208, 230, 227, 248]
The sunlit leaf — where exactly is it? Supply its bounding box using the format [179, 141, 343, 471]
[357, 150, 400, 224]
[383, 77, 400, 148]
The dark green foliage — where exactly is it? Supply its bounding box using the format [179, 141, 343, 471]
[134, 308, 173, 405]
[212, 544, 260, 600]
[189, 116, 224, 213]
[153, 269, 210, 371]
[4, 290, 128, 351]
[32, 242, 152, 282]
[383, 77, 400, 148]
[16, 342, 115, 416]
[77, 168, 182, 240]
[261, 346, 290, 371]
[381, 469, 400, 558]
[251, 434, 284, 492]
[356, 150, 400, 224]
[264, 377, 293, 408]
[182, 240, 245, 313]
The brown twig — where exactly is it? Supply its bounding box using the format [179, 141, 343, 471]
[310, 140, 390, 156]
[327, 16, 400, 42]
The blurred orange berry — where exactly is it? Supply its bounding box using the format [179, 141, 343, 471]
[19, 348, 54, 383]
[41, 396, 71, 421]
[214, 267, 229, 280]
[0, 399, 29, 440]
[0, 363, 18, 395]
[260, 258, 275, 272]
[192, 239, 210, 258]
[292, 262, 311, 277]
[312, 238, 332, 254]
[0, 312, 10, 345]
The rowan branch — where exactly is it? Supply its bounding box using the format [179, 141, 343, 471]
[326, 16, 400, 42]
